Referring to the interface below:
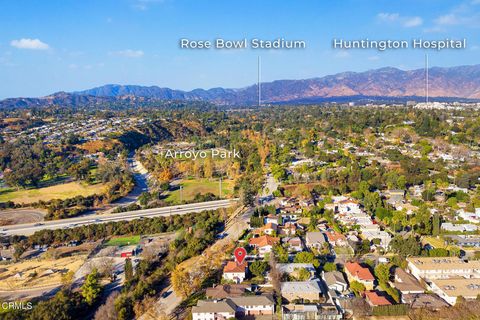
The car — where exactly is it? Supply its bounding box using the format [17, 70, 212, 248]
[33, 223, 44, 227]
[94, 219, 102, 222]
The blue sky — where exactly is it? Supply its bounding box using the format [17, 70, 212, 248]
[0, 0, 479, 99]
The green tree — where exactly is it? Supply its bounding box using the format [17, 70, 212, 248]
[249, 260, 268, 278]
[125, 258, 134, 282]
[81, 268, 102, 305]
[294, 252, 320, 268]
[297, 267, 311, 281]
[323, 262, 337, 272]
[350, 280, 366, 297]
[374, 264, 390, 284]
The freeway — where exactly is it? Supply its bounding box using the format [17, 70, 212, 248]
[0, 199, 238, 236]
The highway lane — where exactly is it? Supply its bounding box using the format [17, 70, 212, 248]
[0, 199, 238, 236]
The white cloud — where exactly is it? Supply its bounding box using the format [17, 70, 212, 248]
[132, 0, 165, 10]
[10, 38, 50, 50]
[403, 17, 423, 27]
[110, 49, 144, 58]
[431, 1, 480, 29]
[377, 12, 423, 27]
[334, 50, 350, 58]
[368, 55, 380, 61]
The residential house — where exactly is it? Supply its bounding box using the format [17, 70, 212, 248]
[321, 271, 348, 293]
[441, 222, 478, 233]
[324, 230, 347, 247]
[456, 208, 480, 224]
[281, 280, 323, 302]
[362, 230, 392, 249]
[344, 262, 375, 290]
[278, 263, 316, 280]
[223, 261, 248, 284]
[192, 295, 275, 320]
[249, 235, 280, 257]
[205, 284, 249, 299]
[391, 268, 424, 296]
[254, 222, 277, 236]
[279, 222, 297, 236]
[283, 237, 303, 252]
[192, 300, 237, 320]
[282, 304, 342, 320]
[445, 235, 480, 248]
[364, 291, 392, 307]
[230, 295, 275, 316]
[265, 214, 279, 225]
[401, 293, 449, 309]
[305, 232, 327, 250]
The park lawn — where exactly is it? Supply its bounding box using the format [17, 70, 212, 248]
[0, 181, 106, 204]
[106, 235, 141, 247]
[166, 178, 234, 204]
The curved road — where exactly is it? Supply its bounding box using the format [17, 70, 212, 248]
[0, 199, 238, 236]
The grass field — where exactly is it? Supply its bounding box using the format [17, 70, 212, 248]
[106, 235, 141, 247]
[166, 178, 234, 204]
[0, 181, 106, 204]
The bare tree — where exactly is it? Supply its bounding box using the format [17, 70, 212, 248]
[97, 257, 115, 279]
[94, 291, 119, 320]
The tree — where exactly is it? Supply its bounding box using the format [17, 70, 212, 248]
[350, 280, 366, 297]
[171, 267, 194, 298]
[94, 292, 119, 320]
[81, 268, 102, 305]
[124, 258, 133, 282]
[374, 264, 390, 284]
[323, 262, 337, 272]
[61, 270, 75, 288]
[250, 260, 268, 278]
[239, 184, 255, 207]
[432, 213, 441, 236]
[297, 267, 311, 281]
[294, 252, 320, 267]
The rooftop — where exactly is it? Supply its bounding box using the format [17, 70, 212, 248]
[281, 280, 322, 293]
[345, 262, 375, 281]
[407, 257, 480, 271]
[431, 278, 480, 298]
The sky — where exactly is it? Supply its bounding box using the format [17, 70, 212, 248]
[0, 0, 479, 99]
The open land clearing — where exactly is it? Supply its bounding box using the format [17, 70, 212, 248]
[166, 178, 234, 204]
[0, 255, 87, 291]
[0, 209, 45, 225]
[0, 181, 106, 204]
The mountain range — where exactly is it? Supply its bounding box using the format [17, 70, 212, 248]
[2, 64, 480, 108]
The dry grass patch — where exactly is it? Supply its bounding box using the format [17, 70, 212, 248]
[0, 181, 106, 204]
[0, 255, 87, 290]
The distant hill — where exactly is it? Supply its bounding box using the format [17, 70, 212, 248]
[2, 64, 480, 108]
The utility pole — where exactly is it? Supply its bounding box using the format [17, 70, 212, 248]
[219, 177, 222, 199]
[425, 53, 429, 104]
[180, 185, 183, 203]
[258, 55, 261, 107]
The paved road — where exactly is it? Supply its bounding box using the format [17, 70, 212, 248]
[0, 199, 238, 236]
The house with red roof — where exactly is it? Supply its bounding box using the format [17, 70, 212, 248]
[344, 262, 375, 290]
[324, 230, 347, 247]
[365, 290, 392, 306]
[249, 235, 280, 256]
[223, 261, 248, 283]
